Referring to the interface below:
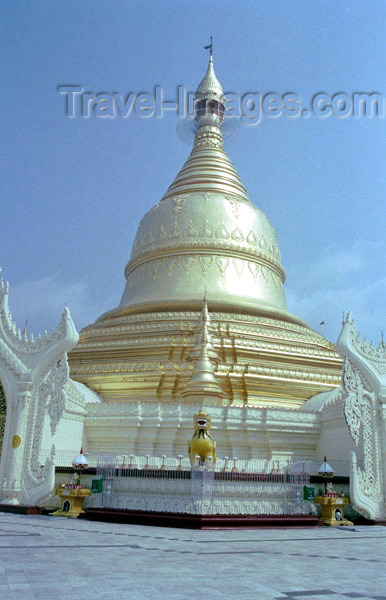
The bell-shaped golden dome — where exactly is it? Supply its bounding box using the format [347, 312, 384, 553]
[116, 56, 303, 325]
[70, 51, 341, 416]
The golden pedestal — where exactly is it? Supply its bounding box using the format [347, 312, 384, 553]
[314, 495, 353, 526]
[52, 487, 91, 519]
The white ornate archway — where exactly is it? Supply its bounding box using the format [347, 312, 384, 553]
[0, 272, 100, 506]
[337, 313, 386, 520]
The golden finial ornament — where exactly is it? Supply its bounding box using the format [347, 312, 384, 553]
[204, 36, 214, 57]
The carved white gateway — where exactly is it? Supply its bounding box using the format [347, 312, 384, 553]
[0, 273, 101, 506]
[336, 313, 386, 520]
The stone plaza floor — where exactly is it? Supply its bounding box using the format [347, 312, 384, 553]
[0, 512, 385, 600]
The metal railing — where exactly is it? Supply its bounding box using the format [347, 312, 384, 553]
[81, 454, 314, 516]
[51, 450, 356, 477]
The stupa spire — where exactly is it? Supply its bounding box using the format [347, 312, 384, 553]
[161, 46, 249, 203]
[190, 298, 218, 363]
[183, 300, 224, 402]
[195, 37, 225, 109]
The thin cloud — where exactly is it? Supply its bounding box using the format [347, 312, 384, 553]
[286, 241, 386, 343]
[4, 239, 385, 346]
[7, 274, 116, 335]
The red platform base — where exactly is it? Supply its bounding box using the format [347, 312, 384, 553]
[0, 504, 43, 515]
[369, 519, 386, 526]
[83, 508, 319, 529]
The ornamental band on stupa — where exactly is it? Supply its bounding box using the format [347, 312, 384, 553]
[0, 45, 385, 521]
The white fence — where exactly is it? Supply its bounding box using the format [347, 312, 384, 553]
[52, 450, 354, 477]
[81, 455, 315, 516]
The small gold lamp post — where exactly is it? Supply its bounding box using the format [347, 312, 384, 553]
[52, 448, 91, 519]
[319, 456, 335, 495]
[72, 448, 89, 485]
[314, 456, 352, 526]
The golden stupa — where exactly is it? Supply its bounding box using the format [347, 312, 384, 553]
[68, 50, 342, 458]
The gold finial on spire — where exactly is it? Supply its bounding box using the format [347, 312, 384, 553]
[204, 36, 214, 57]
[195, 38, 225, 105]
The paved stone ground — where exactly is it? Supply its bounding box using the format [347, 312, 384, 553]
[0, 512, 385, 600]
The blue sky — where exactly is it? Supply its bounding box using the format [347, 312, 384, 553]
[1, 0, 385, 344]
